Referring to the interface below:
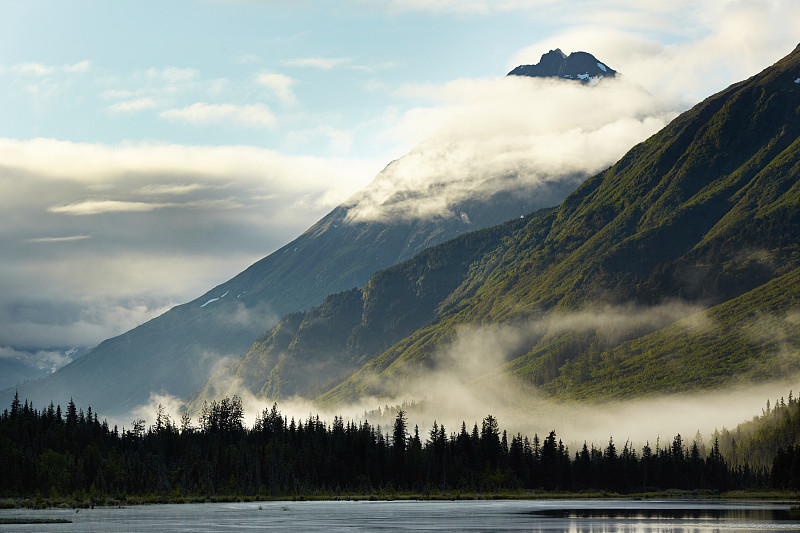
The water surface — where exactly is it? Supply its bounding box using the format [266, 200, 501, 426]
[1, 498, 798, 532]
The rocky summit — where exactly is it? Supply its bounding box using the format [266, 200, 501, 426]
[508, 48, 617, 82]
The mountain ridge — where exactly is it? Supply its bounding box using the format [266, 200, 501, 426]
[334, 43, 800, 401]
[3, 50, 628, 417]
[217, 43, 800, 407]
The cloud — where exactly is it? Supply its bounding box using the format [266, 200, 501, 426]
[0, 291, 175, 350]
[281, 57, 353, 70]
[356, 0, 790, 32]
[9, 60, 91, 77]
[363, 5, 794, 223]
[0, 137, 377, 193]
[353, 0, 499, 14]
[280, 56, 394, 74]
[62, 60, 91, 74]
[336, 301, 797, 446]
[256, 73, 296, 105]
[0, 137, 382, 351]
[403, 301, 711, 398]
[137, 183, 211, 195]
[236, 54, 262, 65]
[48, 200, 180, 215]
[145, 66, 198, 82]
[12, 63, 56, 77]
[161, 300, 793, 449]
[0, 345, 76, 373]
[48, 198, 248, 216]
[160, 102, 277, 127]
[346, 74, 676, 222]
[1, 60, 92, 106]
[27, 235, 91, 243]
[108, 97, 158, 114]
[101, 66, 214, 116]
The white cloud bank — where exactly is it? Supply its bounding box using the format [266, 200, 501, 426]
[342, 0, 800, 223]
[0, 138, 381, 351]
[346, 74, 675, 222]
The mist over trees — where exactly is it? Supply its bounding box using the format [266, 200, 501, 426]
[4, 393, 797, 502]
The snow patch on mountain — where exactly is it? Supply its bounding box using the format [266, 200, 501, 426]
[200, 297, 219, 308]
[200, 289, 230, 306]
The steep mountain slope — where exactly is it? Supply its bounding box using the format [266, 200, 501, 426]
[229, 44, 800, 406]
[5, 158, 553, 419]
[319, 43, 800, 403]
[3, 51, 630, 417]
[192, 213, 537, 403]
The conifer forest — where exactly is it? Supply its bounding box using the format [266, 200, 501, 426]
[4, 393, 800, 502]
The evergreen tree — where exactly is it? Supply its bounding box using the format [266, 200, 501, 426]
[392, 410, 408, 483]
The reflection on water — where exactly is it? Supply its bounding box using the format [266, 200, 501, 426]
[534, 506, 797, 521]
[529, 504, 800, 533]
[0, 499, 799, 532]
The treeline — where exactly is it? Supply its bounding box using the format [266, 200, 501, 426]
[0, 394, 780, 501]
[713, 391, 800, 490]
[713, 392, 800, 470]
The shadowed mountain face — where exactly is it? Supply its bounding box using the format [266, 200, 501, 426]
[217, 44, 800, 407]
[4, 179, 561, 418]
[2, 52, 626, 418]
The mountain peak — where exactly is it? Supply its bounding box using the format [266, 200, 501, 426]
[508, 49, 617, 83]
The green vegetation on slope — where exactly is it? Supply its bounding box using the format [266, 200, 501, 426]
[314, 44, 800, 404]
[547, 267, 800, 399]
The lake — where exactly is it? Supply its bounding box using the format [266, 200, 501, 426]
[1, 499, 798, 532]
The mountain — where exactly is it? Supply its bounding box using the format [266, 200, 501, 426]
[508, 49, 616, 82]
[3, 51, 626, 417]
[192, 214, 534, 404]
[219, 44, 800, 407]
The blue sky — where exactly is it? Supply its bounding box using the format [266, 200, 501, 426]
[0, 1, 538, 155]
[0, 0, 798, 370]
[5, 1, 791, 157]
